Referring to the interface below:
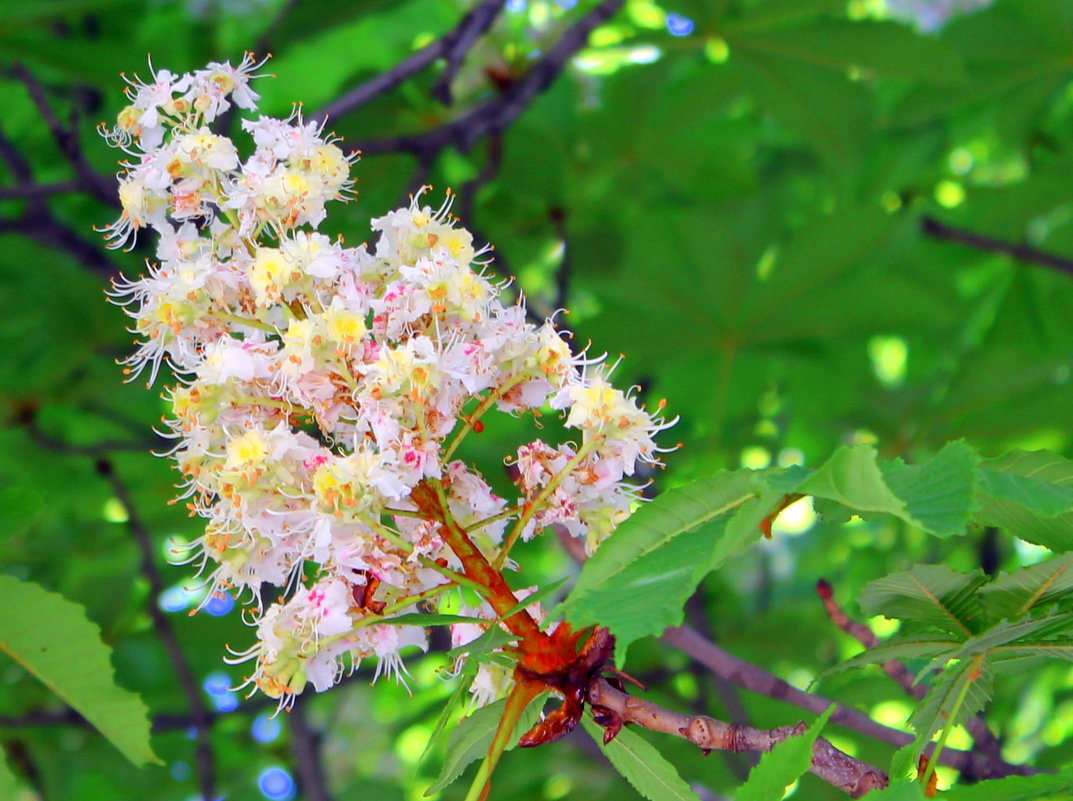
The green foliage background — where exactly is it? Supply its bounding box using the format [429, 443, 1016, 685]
[1, 0, 1073, 799]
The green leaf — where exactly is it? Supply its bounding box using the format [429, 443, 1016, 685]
[864, 779, 926, 801]
[380, 613, 489, 627]
[859, 565, 987, 636]
[502, 577, 569, 621]
[735, 706, 834, 801]
[974, 450, 1073, 551]
[580, 716, 702, 801]
[445, 626, 517, 664]
[425, 692, 546, 795]
[799, 443, 978, 538]
[946, 614, 1073, 667]
[0, 575, 158, 767]
[939, 764, 1073, 800]
[562, 471, 764, 658]
[823, 632, 961, 676]
[909, 660, 993, 746]
[980, 553, 1073, 619]
[880, 441, 979, 539]
[417, 672, 475, 769]
[729, 19, 968, 84]
[0, 752, 17, 799]
[799, 445, 911, 521]
[977, 469, 1073, 518]
[982, 553, 1073, 621]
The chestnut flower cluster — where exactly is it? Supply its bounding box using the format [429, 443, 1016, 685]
[102, 57, 675, 709]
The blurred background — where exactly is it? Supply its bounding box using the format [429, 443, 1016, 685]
[1, 0, 1072, 799]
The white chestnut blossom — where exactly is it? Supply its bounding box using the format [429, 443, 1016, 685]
[103, 57, 675, 710]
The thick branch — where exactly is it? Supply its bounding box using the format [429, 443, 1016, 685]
[588, 678, 887, 798]
[353, 0, 624, 156]
[662, 624, 1033, 778]
[921, 216, 1073, 276]
[310, 0, 508, 124]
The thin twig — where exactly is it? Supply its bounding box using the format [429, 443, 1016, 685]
[433, 0, 509, 106]
[10, 63, 118, 208]
[352, 0, 624, 156]
[0, 180, 84, 200]
[289, 696, 333, 801]
[921, 216, 1073, 276]
[589, 678, 887, 798]
[95, 459, 217, 801]
[310, 0, 508, 124]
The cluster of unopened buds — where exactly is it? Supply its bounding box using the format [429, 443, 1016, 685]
[102, 55, 675, 712]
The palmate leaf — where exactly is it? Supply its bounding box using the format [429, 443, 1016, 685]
[980, 553, 1073, 619]
[974, 450, 1073, 551]
[735, 707, 834, 801]
[425, 692, 546, 795]
[859, 565, 987, 636]
[909, 659, 993, 747]
[580, 717, 701, 801]
[561, 470, 767, 661]
[0, 575, 158, 767]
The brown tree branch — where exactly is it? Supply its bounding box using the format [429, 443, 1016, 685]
[588, 678, 888, 798]
[310, 0, 508, 124]
[10, 63, 118, 208]
[289, 696, 333, 801]
[921, 216, 1073, 276]
[661, 624, 1033, 779]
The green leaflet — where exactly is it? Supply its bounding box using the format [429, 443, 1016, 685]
[580, 717, 701, 801]
[417, 672, 475, 770]
[821, 632, 961, 677]
[445, 626, 516, 663]
[859, 565, 987, 636]
[735, 706, 834, 801]
[0, 575, 158, 767]
[881, 441, 980, 539]
[799, 444, 909, 519]
[862, 779, 926, 801]
[424, 692, 546, 795]
[0, 752, 16, 799]
[801, 442, 978, 538]
[727, 19, 968, 84]
[980, 553, 1073, 619]
[909, 660, 993, 747]
[380, 613, 489, 627]
[975, 450, 1073, 551]
[939, 764, 1073, 800]
[561, 470, 765, 661]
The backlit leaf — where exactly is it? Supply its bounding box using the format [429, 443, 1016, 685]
[580, 716, 702, 801]
[735, 706, 834, 801]
[0, 575, 158, 767]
